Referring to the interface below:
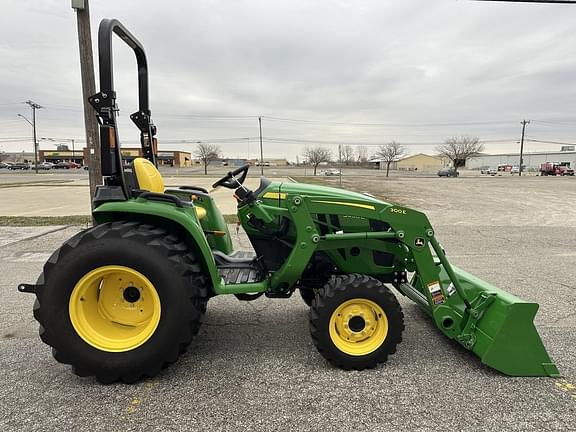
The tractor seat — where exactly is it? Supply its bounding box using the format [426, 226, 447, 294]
[132, 158, 207, 220]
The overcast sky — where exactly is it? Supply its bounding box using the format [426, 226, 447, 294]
[1, 0, 576, 160]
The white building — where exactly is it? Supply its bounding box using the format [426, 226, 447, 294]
[466, 150, 576, 171]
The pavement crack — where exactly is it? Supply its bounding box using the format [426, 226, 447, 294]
[550, 310, 576, 324]
[555, 281, 574, 290]
[3, 225, 74, 247]
[204, 321, 262, 327]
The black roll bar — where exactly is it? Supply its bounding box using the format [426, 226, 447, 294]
[97, 18, 149, 113]
[89, 18, 158, 198]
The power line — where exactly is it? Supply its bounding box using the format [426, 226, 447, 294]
[531, 119, 576, 127]
[162, 136, 517, 147]
[260, 115, 517, 128]
[526, 138, 576, 146]
[157, 113, 258, 120]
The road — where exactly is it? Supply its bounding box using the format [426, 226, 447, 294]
[0, 175, 575, 431]
[0, 172, 280, 216]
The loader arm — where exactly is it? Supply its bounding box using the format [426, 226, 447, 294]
[238, 182, 559, 377]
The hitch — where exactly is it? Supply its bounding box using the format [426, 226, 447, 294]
[18, 284, 37, 294]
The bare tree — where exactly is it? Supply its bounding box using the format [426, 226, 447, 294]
[375, 141, 406, 177]
[435, 136, 484, 171]
[194, 143, 221, 175]
[340, 145, 355, 166]
[356, 145, 369, 165]
[303, 146, 331, 176]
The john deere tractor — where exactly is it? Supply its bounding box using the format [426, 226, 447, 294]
[19, 19, 558, 383]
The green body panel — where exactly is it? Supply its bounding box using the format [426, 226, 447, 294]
[165, 189, 233, 254]
[91, 177, 558, 377]
[93, 198, 223, 289]
[93, 196, 269, 296]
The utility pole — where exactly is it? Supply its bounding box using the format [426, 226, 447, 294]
[72, 0, 101, 209]
[24, 100, 42, 174]
[338, 144, 343, 186]
[519, 120, 530, 177]
[258, 116, 264, 176]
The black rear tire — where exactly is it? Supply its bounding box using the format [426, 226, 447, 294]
[33, 221, 208, 383]
[310, 274, 404, 370]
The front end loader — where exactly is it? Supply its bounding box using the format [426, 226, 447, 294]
[18, 19, 559, 383]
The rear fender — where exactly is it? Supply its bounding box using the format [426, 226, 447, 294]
[93, 199, 221, 290]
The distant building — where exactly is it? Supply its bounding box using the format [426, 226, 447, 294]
[466, 150, 576, 171]
[369, 153, 447, 172]
[246, 158, 289, 166]
[38, 147, 192, 168]
[397, 153, 447, 172]
[2, 151, 35, 163]
[222, 158, 249, 167]
[157, 151, 192, 167]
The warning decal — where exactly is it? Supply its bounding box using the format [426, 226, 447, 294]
[427, 281, 446, 305]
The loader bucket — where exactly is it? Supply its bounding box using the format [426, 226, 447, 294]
[437, 266, 560, 377]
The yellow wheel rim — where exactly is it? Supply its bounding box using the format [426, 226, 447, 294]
[69, 265, 161, 352]
[329, 298, 388, 356]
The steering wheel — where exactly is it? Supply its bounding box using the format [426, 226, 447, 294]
[212, 164, 250, 189]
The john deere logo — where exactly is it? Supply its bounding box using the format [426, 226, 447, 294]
[415, 238, 425, 248]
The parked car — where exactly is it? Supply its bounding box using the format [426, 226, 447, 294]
[7, 162, 30, 170]
[488, 168, 497, 176]
[0, 162, 13, 169]
[511, 166, 520, 174]
[38, 162, 54, 170]
[54, 161, 81, 169]
[438, 167, 459, 177]
[324, 168, 342, 176]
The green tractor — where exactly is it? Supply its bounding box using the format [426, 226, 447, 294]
[19, 19, 558, 383]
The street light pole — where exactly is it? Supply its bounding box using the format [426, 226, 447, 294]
[25, 100, 42, 174]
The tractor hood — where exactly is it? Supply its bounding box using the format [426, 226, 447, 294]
[271, 181, 391, 209]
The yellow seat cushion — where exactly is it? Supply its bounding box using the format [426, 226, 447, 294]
[195, 206, 207, 220]
[133, 158, 207, 219]
[133, 158, 164, 193]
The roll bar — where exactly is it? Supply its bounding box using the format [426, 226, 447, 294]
[97, 18, 150, 113]
[89, 19, 157, 196]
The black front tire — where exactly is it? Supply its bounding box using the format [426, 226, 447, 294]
[299, 288, 316, 307]
[33, 221, 208, 383]
[310, 274, 404, 370]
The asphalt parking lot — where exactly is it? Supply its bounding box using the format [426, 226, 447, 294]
[1, 175, 575, 431]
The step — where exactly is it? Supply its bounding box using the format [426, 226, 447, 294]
[218, 266, 263, 284]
